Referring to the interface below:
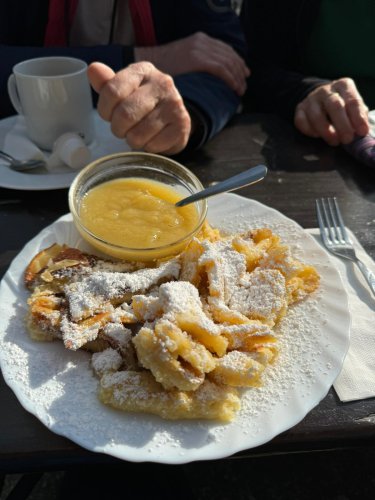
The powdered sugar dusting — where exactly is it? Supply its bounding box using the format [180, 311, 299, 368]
[230, 268, 286, 322]
[65, 259, 180, 321]
[199, 239, 247, 301]
[0, 195, 350, 464]
[236, 296, 324, 428]
[92, 348, 123, 377]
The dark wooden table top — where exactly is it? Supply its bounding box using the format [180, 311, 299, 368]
[1, 113, 375, 473]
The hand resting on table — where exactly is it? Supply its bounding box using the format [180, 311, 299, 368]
[87, 61, 192, 156]
[294, 77, 370, 146]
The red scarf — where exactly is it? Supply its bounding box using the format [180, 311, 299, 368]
[44, 0, 156, 47]
[129, 0, 156, 46]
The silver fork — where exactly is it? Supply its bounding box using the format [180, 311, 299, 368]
[316, 197, 375, 297]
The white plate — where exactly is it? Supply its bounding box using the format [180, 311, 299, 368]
[0, 112, 130, 190]
[0, 194, 350, 464]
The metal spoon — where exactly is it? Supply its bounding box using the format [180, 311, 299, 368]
[175, 164, 268, 207]
[0, 150, 46, 172]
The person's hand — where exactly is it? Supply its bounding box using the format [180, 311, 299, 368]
[135, 32, 250, 96]
[87, 61, 192, 155]
[294, 78, 369, 146]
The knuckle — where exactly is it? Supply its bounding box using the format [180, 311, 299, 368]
[175, 95, 188, 112]
[341, 77, 355, 87]
[304, 96, 318, 111]
[326, 97, 344, 111]
[333, 77, 355, 91]
[209, 60, 223, 71]
[130, 61, 155, 76]
[195, 31, 207, 42]
[313, 85, 329, 98]
[110, 121, 123, 138]
[308, 105, 323, 120]
[174, 103, 191, 127]
[104, 80, 123, 102]
[345, 97, 362, 109]
[126, 130, 145, 150]
[116, 101, 137, 123]
[178, 132, 190, 150]
[142, 61, 156, 73]
[190, 47, 202, 61]
[180, 115, 192, 136]
[159, 73, 175, 93]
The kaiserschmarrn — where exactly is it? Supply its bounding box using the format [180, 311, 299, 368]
[24, 222, 319, 422]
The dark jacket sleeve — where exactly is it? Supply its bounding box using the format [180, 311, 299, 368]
[240, 0, 329, 121]
[157, 0, 246, 148]
[175, 72, 241, 149]
[0, 44, 134, 118]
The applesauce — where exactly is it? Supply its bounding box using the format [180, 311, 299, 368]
[79, 177, 199, 257]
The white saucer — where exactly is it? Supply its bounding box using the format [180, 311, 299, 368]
[0, 111, 130, 190]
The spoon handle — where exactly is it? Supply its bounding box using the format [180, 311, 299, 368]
[0, 150, 15, 164]
[176, 164, 268, 207]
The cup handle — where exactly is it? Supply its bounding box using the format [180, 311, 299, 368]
[7, 74, 23, 114]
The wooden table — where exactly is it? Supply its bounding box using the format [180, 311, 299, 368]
[1, 113, 375, 473]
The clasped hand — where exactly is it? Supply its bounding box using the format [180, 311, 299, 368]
[294, 78, 370, 146]
[135, 31, 250, 96]
[88, 61, 191, 155]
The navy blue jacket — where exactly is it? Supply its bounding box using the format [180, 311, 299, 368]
[240, 0, 328, 121]
[0, 0, 247, 149]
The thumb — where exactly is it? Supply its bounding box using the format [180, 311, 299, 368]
[87, 62, 116, 93]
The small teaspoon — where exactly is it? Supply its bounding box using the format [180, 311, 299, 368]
[175, 164, 268, 207]
[0, 150, 46, 172]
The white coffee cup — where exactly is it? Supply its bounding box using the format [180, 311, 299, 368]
[7, 56, 95, 151]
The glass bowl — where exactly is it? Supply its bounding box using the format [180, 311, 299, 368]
[68, 152, 207, 261]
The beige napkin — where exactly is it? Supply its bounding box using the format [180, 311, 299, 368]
[307, 227, 375, 402]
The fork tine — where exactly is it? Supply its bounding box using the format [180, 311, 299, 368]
[315, 199, 331, 246]
[320, 198, 338, 244]
[332, 197, 351, 244]
[327, 197, 343, 243]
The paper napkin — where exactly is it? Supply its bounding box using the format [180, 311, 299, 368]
[0, 111, 130, 171]
[0, 115, 46, 162]
[307, 228, 375, 402]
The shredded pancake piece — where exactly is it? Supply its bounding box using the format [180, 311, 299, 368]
[133, 319, 215, 391]
[98, 370, 240, 422]
[228, 268, 287, 326]
[64, 258, 180, 322]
